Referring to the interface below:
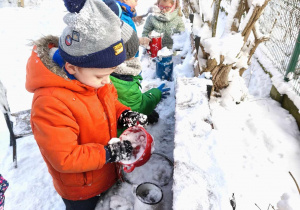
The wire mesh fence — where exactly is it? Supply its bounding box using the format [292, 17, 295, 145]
[259, 0, 300, 96]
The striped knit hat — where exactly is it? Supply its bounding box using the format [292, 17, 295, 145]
[59, 0, 126, 68]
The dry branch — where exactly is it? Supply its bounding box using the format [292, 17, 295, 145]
[212, 0, 222, 37]
[231, 0, 246, 32]
[182, 0, 190, 18]
[188, 0, 199, 14]
[241, 0, 271, 43]
[255, 203, 262, 210]
[239, 67, 246, 76]
[203, 58, 218, 73]
[247, 26, 270, 64]
[267, 204, 276, 210]
[289, 171, 300, 195]
[212, 64, 233, 91]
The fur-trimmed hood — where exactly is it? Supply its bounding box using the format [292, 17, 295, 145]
[31, 35, 67, 79]
[114, 57, 141, 76]
[26, 35, 94, 94]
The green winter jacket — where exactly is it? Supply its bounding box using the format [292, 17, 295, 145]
[142, 8, 185, 49]
[110, 75, 162, 115]
[110, 58, 162, 136]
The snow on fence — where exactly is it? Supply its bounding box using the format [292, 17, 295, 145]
[217, 0, 300, 97]
[258, 0, 300, 96]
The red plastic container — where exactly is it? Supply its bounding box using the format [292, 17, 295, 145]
[147, 36, 162, 58]
[119, 126, 154, 173]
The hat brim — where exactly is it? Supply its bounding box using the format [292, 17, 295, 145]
[59, 40, 126, 68]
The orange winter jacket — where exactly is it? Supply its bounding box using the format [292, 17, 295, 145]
[25, 36, 129, 200]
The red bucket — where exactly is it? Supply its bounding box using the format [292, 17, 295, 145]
[119, 126, 154, 173]
[147, 37, 162, 58]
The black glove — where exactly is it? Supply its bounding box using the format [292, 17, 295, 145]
[147, 110, 159, 124]
[118, 110, 148, 128]
[105, 140, 133, 163]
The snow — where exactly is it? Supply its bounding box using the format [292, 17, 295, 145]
[255, 47, 300, 111]
[239, 5, 254, 33]
[199, 0, 214, 22]
[248, 0, 266, 7]
[157, 47, 173, 57]
[0, 0, 300, 210]
[149, 30, 162, 38]
[223, 0, 240, 34]
[202, 33, 245, 65]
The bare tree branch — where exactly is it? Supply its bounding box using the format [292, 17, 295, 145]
[231, 0, 246, 32]
[182, 0, 190, 18]
[267, 203, 276, 210]
[289, 171, 300, 195]
[247, 26, 270, 64]
[242, 0, 271, 43]
[255, 203, 262, 210]
[212, 0, 222, 37]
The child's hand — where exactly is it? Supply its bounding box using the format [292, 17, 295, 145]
[157, 83, 171, 99]
[147, 110, 159, 124]
[132, 16, 145, 26]
[139, 37, 151, 48]
[118, 110, 148, 128]
[148, 5, 160, 14]
[105, 140, 133, 163]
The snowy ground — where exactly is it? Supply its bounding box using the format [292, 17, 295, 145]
[0, 0, 300, 210]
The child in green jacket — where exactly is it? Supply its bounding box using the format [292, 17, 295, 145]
[142, 0, 185, 49]
[110, 32, 170, 136]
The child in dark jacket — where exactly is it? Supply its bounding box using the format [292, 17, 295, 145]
[142, 0, 185, 49]
[26, 0, 147, 209]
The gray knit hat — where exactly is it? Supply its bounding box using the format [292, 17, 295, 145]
[59, 0, 126, 68]
[121, 21, 139, 60]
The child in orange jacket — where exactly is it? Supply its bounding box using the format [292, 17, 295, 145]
[26, 0, 147, 209]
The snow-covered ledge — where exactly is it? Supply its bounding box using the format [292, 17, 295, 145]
[173, 77, 216, 209]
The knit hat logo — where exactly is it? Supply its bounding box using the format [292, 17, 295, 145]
[65, 35, 72, 46]
[72, 31, 80, 42]
[65, 31, 80, 46]
[113, 43, 124, 55]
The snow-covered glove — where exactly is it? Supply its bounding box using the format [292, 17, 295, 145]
[157, 83, 171, 99]
[118, 110, 148, 128]
[104, 140, 133, 163]
[147, 110, 159, 124]
[139, 37, 151, 48]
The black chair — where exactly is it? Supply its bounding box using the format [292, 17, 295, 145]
[1, 80, 32, 168]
